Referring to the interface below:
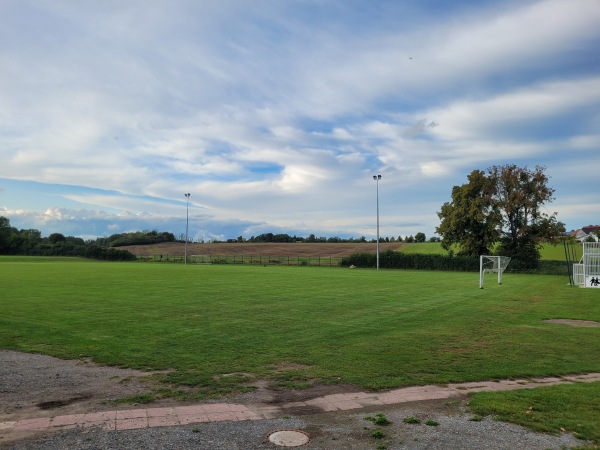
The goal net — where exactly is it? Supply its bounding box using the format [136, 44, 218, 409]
[479, 255, 511, 289]
[190, 255, 212, 264]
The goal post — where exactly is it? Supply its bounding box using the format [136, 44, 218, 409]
[479, 255, 511, 289]
[190, 255, 211, 264]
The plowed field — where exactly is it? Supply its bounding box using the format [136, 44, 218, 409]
[121, 242, 405, 258]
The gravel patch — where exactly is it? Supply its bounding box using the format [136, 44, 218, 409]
[5, 403, 589, 450]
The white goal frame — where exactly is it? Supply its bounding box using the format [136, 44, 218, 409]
[479, 255, 511, 289]
[190, 255, 212, 264]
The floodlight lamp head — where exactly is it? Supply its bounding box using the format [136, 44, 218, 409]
[373, 175, 381, 180]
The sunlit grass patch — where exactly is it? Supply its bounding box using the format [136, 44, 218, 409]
[469, 382, 600, 444]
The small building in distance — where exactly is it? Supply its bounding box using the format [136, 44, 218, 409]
[569, 225, 600, 243]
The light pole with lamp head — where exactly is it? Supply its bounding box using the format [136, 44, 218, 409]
[184, 193, 190, 264]
[373, 175, 381, 270]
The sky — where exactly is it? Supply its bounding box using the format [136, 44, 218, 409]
[1, 0, 599, 242]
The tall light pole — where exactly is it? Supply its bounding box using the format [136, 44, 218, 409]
[373, 175, 381, 270]
[184, 193, 190, 265]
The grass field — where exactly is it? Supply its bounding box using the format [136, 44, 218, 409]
[1, 256, 598, 442]
[399, 242, 574, 261]
[470, 382, 600, 443]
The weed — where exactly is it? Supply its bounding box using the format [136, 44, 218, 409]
[425, 420, 439, 426]
[403, 417, 421, 424]
[191, 428, 201, 433]
[377, 445, 387, 450]
[365, 413, 392, 426]
[371, 430, 385, 439]
[469, 415, 483, 422]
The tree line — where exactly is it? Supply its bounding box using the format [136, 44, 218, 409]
[220, 232, 438, 244]
[0, 217, 175, 260]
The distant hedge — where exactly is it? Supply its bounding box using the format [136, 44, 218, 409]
[30, 245, 136, 261]
[341, 250, 569, 275]
[84, 246, 137, 261]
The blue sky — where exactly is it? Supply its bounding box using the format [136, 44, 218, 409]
[1, 0, 599, 241]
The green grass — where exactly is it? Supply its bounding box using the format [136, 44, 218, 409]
[400, 242, 574, 261]
[469, 382, 600, 444]
[1, 257, 598, 397]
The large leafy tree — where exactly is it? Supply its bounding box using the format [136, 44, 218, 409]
[436, 170, 501, 256]
[437, 165, 565, 268]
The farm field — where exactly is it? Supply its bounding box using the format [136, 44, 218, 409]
[121, 241, 405, 258]
[1, 257, 598, 393]
[121, 241, 572, 261]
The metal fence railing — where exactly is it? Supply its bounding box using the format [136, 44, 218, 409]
[138, 254, 343, 267]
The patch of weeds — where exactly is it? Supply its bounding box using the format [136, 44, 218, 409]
[469, 415, 483, 422]
[270, 371, 314, 390]
[371, 430, 385, 439]
[365, 413, 392, 426]
[113, 393, 155, 405]
[403, 417, 421, 424]
[191, 428, 201, 433]
[425, 420, 439, 426]
[377, 445, 387, 450]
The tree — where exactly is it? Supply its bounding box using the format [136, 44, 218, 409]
[488, 164, 565, 269]
[436, 165, 565, 268]
[436, 170, 501, 256]
[0, 216, 17, 253]
[18, 229, 42, 253]
[48, 233, 66, 244]
[414, 232, 426, 243]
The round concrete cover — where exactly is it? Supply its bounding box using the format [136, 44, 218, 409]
[268, 430, 310, 447]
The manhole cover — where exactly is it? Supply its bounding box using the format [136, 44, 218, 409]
[268, 430, 310, 447]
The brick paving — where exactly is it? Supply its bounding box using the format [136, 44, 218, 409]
[2, 373, 599, 438]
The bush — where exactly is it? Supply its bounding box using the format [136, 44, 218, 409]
[341, 250, 570, 275]
[342, 250, 479, 272]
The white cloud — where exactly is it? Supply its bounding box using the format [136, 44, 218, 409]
[1, 0, 598, 239]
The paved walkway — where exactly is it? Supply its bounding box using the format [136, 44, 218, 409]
[2, 373, 599, 437]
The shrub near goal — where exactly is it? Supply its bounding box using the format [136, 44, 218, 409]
[479, 255, 511, 289]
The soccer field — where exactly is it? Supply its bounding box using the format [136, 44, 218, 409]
[1, 257, 598, 395]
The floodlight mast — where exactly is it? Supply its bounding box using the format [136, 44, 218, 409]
[373, 175, 382, 270]
[185, 193, 191, 265]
